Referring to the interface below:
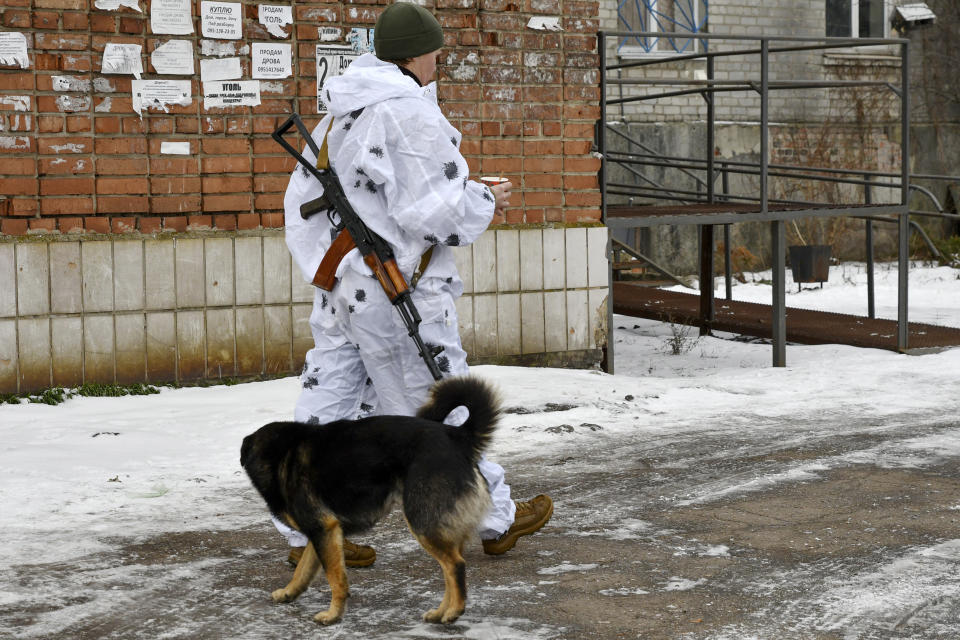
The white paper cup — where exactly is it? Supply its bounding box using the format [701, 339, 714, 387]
[480, 176, 510, 187]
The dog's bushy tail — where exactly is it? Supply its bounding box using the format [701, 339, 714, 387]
[417, 376, 500, 460]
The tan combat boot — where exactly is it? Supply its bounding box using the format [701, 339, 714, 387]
[287, 539, 376, 568]
[482, 494, 554, 555]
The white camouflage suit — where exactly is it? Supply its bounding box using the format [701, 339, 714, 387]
[275, 53, 515, 544]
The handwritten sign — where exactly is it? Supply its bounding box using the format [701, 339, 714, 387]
[201, 1, 242, 40]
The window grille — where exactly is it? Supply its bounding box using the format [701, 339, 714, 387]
[617, 0, 708, 55]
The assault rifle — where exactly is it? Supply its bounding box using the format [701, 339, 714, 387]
[272, 113, 443, 382]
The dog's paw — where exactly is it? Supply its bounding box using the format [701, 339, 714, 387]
[423, 607, 461, 624]
[313, 609, 343, 625]
[423, 608, 444, 623]
[271, 588, 296, 603]
[441, 608, 464, 624]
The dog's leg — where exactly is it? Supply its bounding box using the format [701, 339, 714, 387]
[416, 535, 467, 624]
[312, 515, 349, 626]
[272, 541, 321, 603]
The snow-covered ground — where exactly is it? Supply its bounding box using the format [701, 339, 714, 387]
[1, 261, 959, 639]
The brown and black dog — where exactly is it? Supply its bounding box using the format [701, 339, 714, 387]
[240, 376, 499, 625]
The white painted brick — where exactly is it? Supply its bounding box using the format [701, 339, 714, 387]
[587, 226, 609, 288]
[496, 229, 520, 292]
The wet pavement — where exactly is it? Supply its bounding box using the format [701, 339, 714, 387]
[5, 412, 960, 639]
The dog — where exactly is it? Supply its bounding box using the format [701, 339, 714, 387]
[240, 375, 499, 625]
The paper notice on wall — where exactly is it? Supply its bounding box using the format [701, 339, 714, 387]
[316, 45, 356, 113]
[200, 56, 241, 82]
[203, 80, 261, 109]
[0, 32, 29, 69]
[132, 79, 192, 116]
[527, 16, 563, 31]
[347, 28, 375, 54]
[151, 39, 194, 75]
[201, 1, 243, 40]
[101, 43, 144, 79]
[94, 0, 142, 11]
[258, 4, 293, 39]
[151, 0, 194, 35]
[319, 27, 341, 43]
[160, 141, 192, 155]
[251, 43, 291, 79]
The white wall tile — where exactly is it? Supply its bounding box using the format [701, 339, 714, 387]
[496, 230, 520, 292]
[0, 244, 14, 318]
[206, 308, 235, 378]
[588, 288, 608, 350]
[452, 246, 473, 294]
[50, 242, 82, 314]
[472, 293, 498, 356]
[264, 236, 291, 304]
[51, 316, 83, 387]
[205, 237, 235, 307]
[17, 243, 49, 316]
[291, 302, 313, 364]
[176, 310, 205, 380]
[472, 230, 497, 293]
[235, 237, 264, 306]
[566, 289, 589, 350]
[236, 307, 264, 375]
[565, 227, 588, 289]
[543, 228, 566, 290]
[0, 319, 17, 392]
[114, 240, 145, 312]
[83, 314, 115, 382]
[82, 241, 113, 313]
[544, 290, 567, 352]
[18, 318, 50, 390]
[264, 305, 291, 374]
[115, 312, 145, 383]
[497, 293, 521, 355]
[175, 238, 204, 308]
[146, 311, 176, 382]
[145, 240, 175, 310]
[519, 229, 543, 292]
[520, 292, 545, 354]
[454, 295, 474, 356]
[291, 254, 314, 303]
[587, 226, 610, 288]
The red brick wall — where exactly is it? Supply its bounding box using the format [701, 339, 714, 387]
[0, 0, 600, 236]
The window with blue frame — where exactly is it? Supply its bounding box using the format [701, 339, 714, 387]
[617, 0, 708, 55]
